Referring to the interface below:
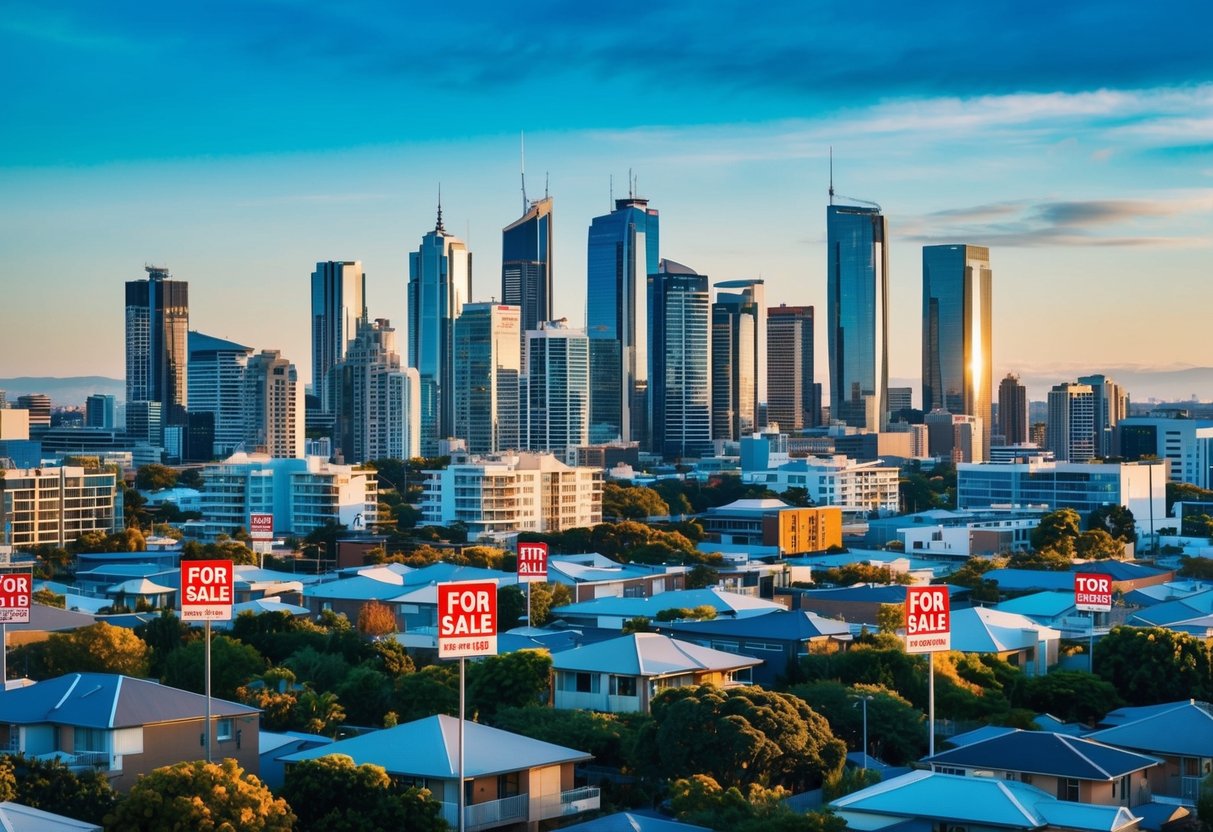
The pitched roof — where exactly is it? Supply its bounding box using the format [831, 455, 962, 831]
[1086, 700, 1213, 757]
[799, 584, 967, 604]
[1127, 591, 1213, 626]
[279, 714, 591, 777]
[188, 330, 252, 354]
[0, 674, 256, 729]
[924, 730, 1160, 780]
[949, 607, 1061, 653]
[4, 603, 97, 633]
[552, 588, 783, 619]
[558, 811, 711, 832]
[0, 801, 102, 831]
[995, 591, 1077, 618]
[830, 770, 1047, 828]
[550, 633, 761, 677]
[656, 609, 851, 641]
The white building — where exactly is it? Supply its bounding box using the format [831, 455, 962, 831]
[1046, 382, 1096, 462]
[0, 466, 121, 548]
[421, 452, 602, 540]
[334, 319, 420, 463]
[197, 453, 377, 540]
[244, 350, 305, 459]
[523, 320, 591, 460]
[454, 303, 521, 454]
[1117, 415, 1213, 490]
[743, 454, 900, 516]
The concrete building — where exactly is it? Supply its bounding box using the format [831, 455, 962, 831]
[0, 465, 121, 548]
[1078, 374, 1129, 459]
[649, 261, 712, 460]
[187, 331, 253, 457]
[125, 266, 188, 427]
[454, 303, 521, 454]
[1117, 415, 1213, 489]
[743, 455, 900, 516]
[701, 499, 842, 554]
[501, 195, 554, 338]
[925, 409, 984, 462]
[767, 304, 819, 431]
[523, 320, 590, 459]
[243, 350, 304, 459]
[15, 394, 51, 428]
[334, 319, 420, 463]
[711, 281, 763, 440]
[421, 452, 602, 540]
[84, 394, 117, 430]
[999, 373, 1028, 445]
[310, 260, 366, 413]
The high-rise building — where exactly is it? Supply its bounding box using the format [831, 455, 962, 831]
[126, 265, 189, 425]
[998, 373, 1028, 445]
[16, 394, 51, 428]
[711, 296, 756, 442]
[1117, 415, 1213, 490]
[125, 400, 163, 447]
[409, 206, 472, 456]
[925, 409, 985, 463]
[1047, 382, 1096, 462]
[454, 304, 521, 455]
[886, 387, 913, 416]
[648, 260, 712, 460]
[85, 394, 117, 429]
[826, 202, 888, 430]
[188, 331, 254, 457]
[922, 244, 993, 447]
[334, 319, 421, 464]
[502, 196, 553, 338]
[0, 465, 120, 548]
[523, 320, 590, 459]
[243, 350, 304, 459]
[586, 196, 659, 445]
[1077, 374, 1128, 458]
[767, 304, 819, 432]
[715, 279, 766, 421]
[310, 261, 366, 412]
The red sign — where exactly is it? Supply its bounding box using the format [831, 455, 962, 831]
[905, 586, 951, 654]
[437, 581, 498, 659]
[517, 542, 549, 584]
[1074, 572, 1113, 612]
[181, 560, 234, 621]
[249, 513, 274, 541]
[0, 573, 32, 624]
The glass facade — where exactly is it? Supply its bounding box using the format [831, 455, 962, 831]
[711, 298, 755, 441]
[826, 205, 888, 429]
[525, 322, 590, 457]
[586, 198, 659, 445]
[767, 305, 817, 431]
[310, 261, 366, 412]
[648, 261, 712, 460]
[922, 244, 992, 443]
[502, 197, 553, 336]
[454, 304, 521, 454]
[125, 266, 190, 426]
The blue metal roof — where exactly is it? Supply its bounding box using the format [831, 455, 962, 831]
[924, 730, 1160, 780]
[559, 811, 710, 832]
[656, 609, 851, 641]
[1086, 701, 1213, 757]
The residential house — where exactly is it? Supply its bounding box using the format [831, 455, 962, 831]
[1087, 700, 1213, 806]
[784, 584, 969, 626]
[258, 730, 334, 790]
[0, 673, 260, 790]
[984, 563, 1173, 598]
[279, 714, 600, 831]
[550, 633, 761, 714]
[655, 609, 852, 685]
[949, 607, 1062, 676]
[547, 554, 686, 602]
[922, 730, 1161, 807]
[995, 592, 1087, 635]
[549, 588, 784, 631]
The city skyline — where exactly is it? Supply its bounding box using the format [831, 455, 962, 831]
[2, 2, 1211, 403]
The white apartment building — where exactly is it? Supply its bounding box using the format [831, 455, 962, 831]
[0, 466, 121, 547]
[421, 452, 602, 540]
[244, 350, 305, 459]
[1117, 416, 1213, 490]
[197, 453, 377, 540]
[742, 454, 900, 516]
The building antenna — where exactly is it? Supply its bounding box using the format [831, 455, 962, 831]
[520, 131, 529, 211]
[628, 167, 634, 199]
[609, 174, 614, 208]
[829, 146, 834, 205]
[545, 172, 549, 200]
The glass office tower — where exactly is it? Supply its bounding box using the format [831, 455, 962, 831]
[648, 260, 712, 460]
[502, 196, 553, 338]
[586, 196, 659, 445]
[126, 265, 190, 426]
[311, 261, 367, 412]
[826, 203, 888, 430]
[922, 244, 993, 447]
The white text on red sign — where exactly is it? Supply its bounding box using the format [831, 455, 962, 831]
[0, 574, 32, 624]
[437, 581, 498, 658]
[1074, 573, 1113, 612]
[181, 560, 234, 621]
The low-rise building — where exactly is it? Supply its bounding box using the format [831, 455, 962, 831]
[700, 499, 842, 554]
[743, 455, 900, 517]
[0, 465, 121, 548]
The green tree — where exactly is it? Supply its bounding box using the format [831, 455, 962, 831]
[1166, 481, 1213, 515]
[284, 646, 353, 692]
[526, 581, 573, 627]
[135, 463, 179, 491]
[1074, 528, 1126, 560]
[1197, 771, 1213, 832]
[1030, 508, 1082, 556]
[468, 649, 553, 719]
[636, 685, 846, 791]
[788, 681, 926, 765]
[1178, 556, 1213, 580]
[281, 754, 447, 832]
[356, 601, 399, 636]
[490, 705, 647, 770]
[602, 483, 671, 520]
[105, 759, 294, 831]
[178, 468, 205, 490]
[1007, 547, 1074, 571]
[622, 616, 652, 634]
[945, 557, 1005, 603]
[1018, 670, 1123, 725]
[392, 664, 459, 722]
[336, 665, 394, 727]
[136, 609, 194, 677]
[687, 563, 720, 590]
[815, 564, 913, 586]
[669, 774, 847, 832]
[237, 668, 301, 732]
[161, 635, 267, 699]
[1093, 626, 1213, 705]
[294, 689, 346, 736]
[7, 753, 119, 826]
[31, 622, 150, 679]
[498, 585, 528, 630]
[1086, 505, 1137, 543]
[31, 588, 66, 608]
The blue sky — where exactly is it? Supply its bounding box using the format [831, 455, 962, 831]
[2, 0, 1211, 402]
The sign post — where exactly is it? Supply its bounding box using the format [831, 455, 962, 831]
[1075, 572, 1112, 673]
[0, 573, 32, 688]
[249, 514, 274, 569]
[517, 542, 549, 627]
[181, 560, 234, 763]
[438, 581, 499, 832]
[904, 586, 951, 756]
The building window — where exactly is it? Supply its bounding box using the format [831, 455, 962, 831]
[610, 675, 637, 697]
[216, 719, 233, 741]
[498, 771, 520, 798]
[575, 673, 596, 693]
[1057, 778, 1080, 801]
[74, 727, 108, 753]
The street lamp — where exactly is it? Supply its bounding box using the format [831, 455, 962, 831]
[850, 693, 875, 769]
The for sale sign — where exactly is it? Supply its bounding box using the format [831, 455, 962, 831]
[1074, 572, 1113, 612]
[181, 560, 234, 621]
[249, 513, 274, 541]
[517, 542, 549, 584]
[0, 573, 32, 624]
[437, 581, 498, 659]
[905, 586, 951, 654]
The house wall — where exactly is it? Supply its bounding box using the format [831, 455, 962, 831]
[106, 716, 261, 791]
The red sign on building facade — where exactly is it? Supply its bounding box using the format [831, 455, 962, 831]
[181, 560, 234, 621]
[437, 581, 498, 659]
[0, 574, 32, 624]
[904, 585, 951, 654]
[1074, 572, 1113, 612]
[517, 542, 549, 584]
[249, 513, 274, 541]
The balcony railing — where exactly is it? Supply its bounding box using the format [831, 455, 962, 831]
[438, 787, 601, 830]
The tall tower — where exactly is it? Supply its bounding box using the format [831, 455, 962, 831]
[126, 265, 189, 425]
[1047, 382, 1096, 462]
[188, 332, 254, 457]
[714, 279, 766, 432]
[922, 244, 993, 447]
[649, 260, 712, 460]
[502, 196, 553, 338]
[826, 203, 888, 430]
[454, 303, 522, 454]
[408, 204, 472, 456]
[335, 318, 420, 463]
[243, 350, 304, 459]
[998, 373, 1028, 445]
[767, 304, 819, 431]
[310, 261, 366, 412]
[586, 194, 659, 445]
[523, 320, 590, 458]
[1077, 374, 1128, 458]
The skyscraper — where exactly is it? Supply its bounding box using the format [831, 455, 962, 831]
[15, 394, 51, 428]
[523, 320, 590, 459]
[310, 261, 366, 412]
[998, 373, 1028, 445]
[334, 319, 420, 463]
[648, 260, 712, 460]
[826, 203, 888, 430]
[767, 304, 818, 431]
[126, 265, 189, 425]
[715, 279, 766, 420]
[85, 394, 117, 429]
[188, 331, 254, 457]
[502, 195, 553, 337]
[922, 244, 993, 447]
[454, 303, 521, 454]
[586, 195, 659, 445]
[1047, 382, 1096, 462]
[1077, 374, 1128, 458]
[711, 297, 755, 441]
[243, 350, 305, 459]
[408, 206, 472, 456]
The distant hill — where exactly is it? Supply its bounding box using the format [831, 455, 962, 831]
[0, 377, 124, 408]
[894, 366, 1213, 407]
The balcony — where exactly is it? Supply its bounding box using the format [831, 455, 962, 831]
[438, 787, 600, 831]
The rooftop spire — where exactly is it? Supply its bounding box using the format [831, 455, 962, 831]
[520, 131, 529, 212]
[829, 146, 834, 205]
[436, 183, 445, 232]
